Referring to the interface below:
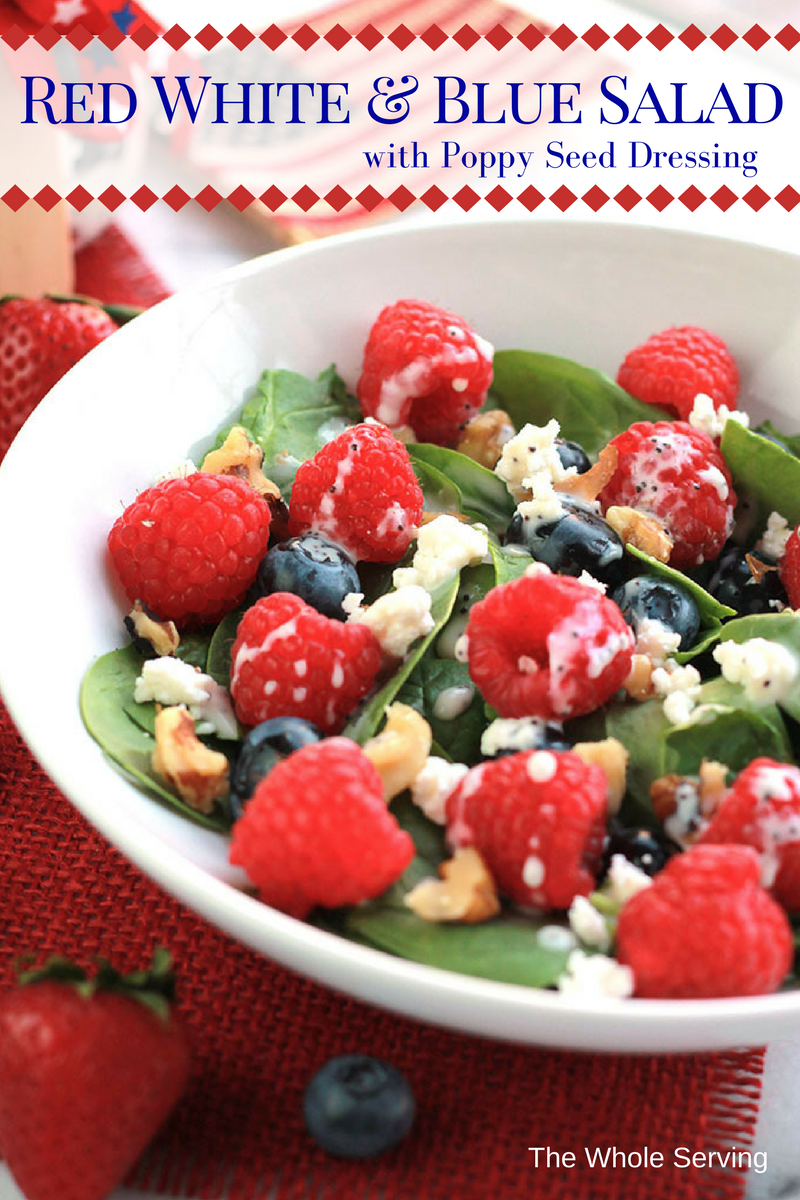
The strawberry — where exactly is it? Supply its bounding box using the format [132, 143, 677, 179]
[0, 298, 118, 463]
[0, 949, 190, 1200]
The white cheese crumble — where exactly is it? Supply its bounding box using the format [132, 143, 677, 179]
[516, 479, 566, 526]
[635, 618, 682, 666]
[393, 515, 488, 592]
[557, 950, 634, 1000]
[756, 511, 793, 562]
[688, 393, 750, 441]
[154, 459, 198, 483]
[480, 716, 562, 757]
[495, 418, 576, 502]
[568, 896, 610, 950]
[652, 660, 702, 725]
[410, 756, 469, 825]
[698, 465, 729, 501]
[577, 570, 607, 594]
[713, 637, 799, 705]
[134, 657, 238, 739]
[606, 854, 652, 906]
[346, 585, 434, 659]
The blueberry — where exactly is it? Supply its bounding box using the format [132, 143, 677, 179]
[230, 717, 322, 819]
[611, 576, 700, 652]
[601, 823, 678, 879]
[506, 498, 625, 588]
[556, 438, 591, 475]
[304, 1054, 415, 1158]
[256, 532, 359, 620]
[708, 544, 787, 616]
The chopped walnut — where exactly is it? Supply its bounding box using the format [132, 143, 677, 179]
[745, 553, 778, 585]
[456, 409, 515, 470]
[201, 426, 281, 500]
[572, 738, 629, 815]
[623, 654, 655, 701]
[151, 706, 229, 814]
[698, 760, 729, 816]
[124, 600, 180, 658]
[650, 773, 686, 824]
[362, 703, 432, 801]
[392, 424, 417, 445]
[405, 847, 500, 923]
[605, 506, 673, 563]
[651, 760, 728, 829]
[557, 444, 618, 503]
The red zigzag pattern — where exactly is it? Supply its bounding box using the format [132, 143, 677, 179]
[0, 20, 799, 53]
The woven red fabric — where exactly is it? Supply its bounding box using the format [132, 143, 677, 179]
[0, 696, 767, 1198]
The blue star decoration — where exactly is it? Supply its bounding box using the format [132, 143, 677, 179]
[112, 1, 137, 33]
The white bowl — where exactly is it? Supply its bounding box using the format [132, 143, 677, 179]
[2, 219, 799, 1054]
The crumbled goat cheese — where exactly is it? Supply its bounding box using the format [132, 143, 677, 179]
[154, 459, 198, 483]
[341, 592, 365, 617]
[411, 756, 469, 824]
[516, 477, 566, 526]
[635, 618, 682, 665]
[698, 464, 729, 501]
[713, 637, 799, 705]
[393, 515, 488, 592]
[347, 585, 433, 658]
[652, 661, 702, 726]
[577, 570, 607, 594]
[568, 896, 610, 950]
[481, 716, 561, 757]
[557, 950, 634, 1000]
[495, 419, 576, 502]
[756, 511, 793, 562]
[134, 657, 238, 739]
[688, 393, 750, 441]
[606, 854, 652, 906]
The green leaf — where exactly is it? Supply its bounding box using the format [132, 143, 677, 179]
[757, 421, 800, 459]
[674, 625, 723, 665]
[206, 607, 245, 688]
[489, 350, 671, 455]
[409, 456, 468, 518]
[204, 365, 358, 497]
[174, 631, 213, 670]
[79, 647, 230, 831]
[343, 908, 572, 989]
[342, 574, 461, 744]
[488, 541, 534, 585]
[715, 611, 800, 725]
[397, 657, 485, 765]
[721, 418, 800, 530]
[624, 544, 735, 626]
[409, 444, 514, 533]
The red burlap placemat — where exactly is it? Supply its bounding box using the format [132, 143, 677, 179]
[0, 227, 766, 1200]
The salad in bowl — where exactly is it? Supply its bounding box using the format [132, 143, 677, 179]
[80, 291, 800, 1007]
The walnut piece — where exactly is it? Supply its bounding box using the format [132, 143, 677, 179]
[698, 760, 729, 815]
[201, 426, 281, 500]
[557, 443, 618, 502]
[124, 600, 180, 657]
[405, 847, 500, 923]
[456, 409, 514, 470]
[605, 505, 674, 563]
[650, 773, 686, 823]
[745, 553, 778, 585]
[651, 760, 729, 828]
[572, 737, 629, 815]
[623, 654, 655, 701]
[152, 706, 229, 814]
[362, 703, 432, 801]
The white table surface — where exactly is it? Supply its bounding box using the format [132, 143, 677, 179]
[3, 1, 800, 1197]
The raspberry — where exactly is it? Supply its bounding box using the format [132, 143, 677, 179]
[616, 845, 792, 998]
[598, 421, 736, 569]
[357, 299, 494, 446]
[698, 758, 800, 911]
[466, 574, 634, 721]
[617, 326, 739, 421]
[445, 750, 607, 910]
[288, 423, 423, 563]
[108, 474, 271, 628]
[230, 739, 414, 917]
[230, 594, 382, 733]
[780, 526, 800, 607]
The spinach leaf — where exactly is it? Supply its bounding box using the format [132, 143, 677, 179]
[757, 421, 800, 459]
[342, 574, 461, 744]
[715, 611, 800, 725]
[721, 419, 800, 529]
[174, 631, 213, 670]
[204, 365, 359, 497]
[625, 545, 735, 625]
[409, 444, 514, 533]
[206, 607, 245, 689]
[410, 456, 471, 520]
[489, 350, 670, 454]
[80, 647, 230, 831]
[397, 657, 485, 765]
[488, 541, 534, 584]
